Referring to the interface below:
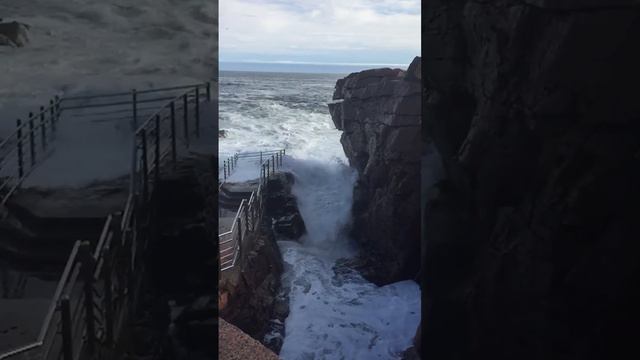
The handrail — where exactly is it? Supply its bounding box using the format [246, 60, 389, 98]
[60, 83, 209, 101]
[219, 149, 286, 272]
[0, 81, 212, 360]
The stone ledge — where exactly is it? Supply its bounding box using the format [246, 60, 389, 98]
[218, 319, 278, 360]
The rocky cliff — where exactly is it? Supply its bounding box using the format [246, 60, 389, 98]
[329, 57, 422, 285]
[423, 1, 640, 359]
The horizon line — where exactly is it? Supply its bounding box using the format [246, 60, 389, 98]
[220, 60, 410, 67]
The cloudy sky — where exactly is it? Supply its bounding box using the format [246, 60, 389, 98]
[220, 0, 421, 69]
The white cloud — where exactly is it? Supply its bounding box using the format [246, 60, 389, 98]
[220, 0, 420, 63]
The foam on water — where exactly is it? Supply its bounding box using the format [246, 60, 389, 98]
[219, 71, 346, 163]
[220, 71, 420, 359]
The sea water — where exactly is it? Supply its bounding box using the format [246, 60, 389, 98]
[219, 71, 421, 360]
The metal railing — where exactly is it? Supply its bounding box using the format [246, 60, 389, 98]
[0, 97, 62, 205]
[219, 149, 285, 271]
[0, 83, 212, 207]
[219, 153, 238, 183]
[0, 82, 211, 360]
[60, 83, 212, 131]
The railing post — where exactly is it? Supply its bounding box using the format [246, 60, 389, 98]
[28, 113, 35, 166]
[195, 87, 200, 138]
[141, 130, 149, 202]
[103, 245, 114, 346]
[244, 204, 249, 232]
[272, 154, 275, 174]
[55, 95, 61, 119]
[183, 93, 189, 147]
[40, 106, 47, 151]
[49, 99, 56, 134]
[16, 119, 24, 178]
[154, 114, 160, 184]
[60, 296, 74, 360]
[223, 160, 227, 179]
[170, 101, 177, 165]
[79, 241, 96, 354]
[206, 82, 211, 101]
[266, 161, 270, 178]
[237, 217, 243, 250]
[260, 151, 263, 164]
[132, 89, 138, 130]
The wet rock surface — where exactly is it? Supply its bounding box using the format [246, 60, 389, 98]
[264, 172, 306, 241]
[329, 57, 421, 285]
[219, 224, 283, 346]
[423, 2, 640, 359]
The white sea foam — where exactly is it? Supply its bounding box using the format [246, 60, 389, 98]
[220, 71, 420, 359]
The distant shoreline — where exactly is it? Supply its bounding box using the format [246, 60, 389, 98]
[220, 61, 408, 74]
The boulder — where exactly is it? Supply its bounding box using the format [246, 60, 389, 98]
[329, 57, 422, 285]
[263, 172, 306, 241]
[0, 21, 30, 47]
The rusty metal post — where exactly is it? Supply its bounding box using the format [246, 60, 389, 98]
[79, 241, 96, 354]
[16, 119, 24, 178]
[60, 296, 73, 360]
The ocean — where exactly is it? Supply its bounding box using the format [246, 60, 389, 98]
[219, 71, 421, 360]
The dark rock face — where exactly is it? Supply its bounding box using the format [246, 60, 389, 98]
[329, 57, 422, 285]
[264, 173, 306, 241]
[423, 2, 640, 359]
[219, 224, 284, 352]
[0, 21, 29, 47]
